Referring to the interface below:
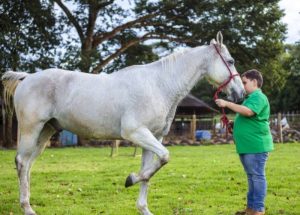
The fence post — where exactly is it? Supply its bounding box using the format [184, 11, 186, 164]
[133, 145, 138, 157]
[277, 112, 283, 143]
[110, 140, 120, 157]
[190, 114, 196, 142]
[212, 118, 216, 136]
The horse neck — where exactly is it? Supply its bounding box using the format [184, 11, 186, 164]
[157, 46, 210, 105]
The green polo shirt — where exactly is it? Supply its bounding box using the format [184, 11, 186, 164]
[233, 89, 274, 154]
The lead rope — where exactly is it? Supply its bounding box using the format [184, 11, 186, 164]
[212, 44, 239, 132]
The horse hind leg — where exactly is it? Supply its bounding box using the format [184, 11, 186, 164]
[24, 123, 57, 186]
[16, 123, 56, 215]
[16, 132, 42, 215]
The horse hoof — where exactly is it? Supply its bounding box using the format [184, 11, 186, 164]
[125, 173, 138, 188]
[25, 209, 36, 215]
[137, 204, 153, 215]
[125, 174, 134, 188]
[23, 203, 36, 215]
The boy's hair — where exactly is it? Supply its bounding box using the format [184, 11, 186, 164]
[242, 69, 263, 88]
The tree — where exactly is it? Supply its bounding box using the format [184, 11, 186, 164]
[52, 0, 191, 73]
[275, 43, 300, 112]
[0, 0, 60, 74]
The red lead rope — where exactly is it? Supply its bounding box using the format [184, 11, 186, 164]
[212, 44, 240, 131]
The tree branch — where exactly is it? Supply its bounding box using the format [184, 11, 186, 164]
[92, 33, 153, 73]
[92, 12, 160, 48]
[95, 0, 114, 10]
[53, 0, 84, 43]
[83, 5, 98, 50]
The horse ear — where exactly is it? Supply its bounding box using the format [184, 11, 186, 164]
[210, 39, 217, 45]
[216, 31, 223, 49]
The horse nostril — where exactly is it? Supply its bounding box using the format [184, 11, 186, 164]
[236, 92, 245, 103]
[231, 90, 245, 103]
[231, 90, 238, 102]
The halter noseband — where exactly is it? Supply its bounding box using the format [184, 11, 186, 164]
[212, 43, 240, 132]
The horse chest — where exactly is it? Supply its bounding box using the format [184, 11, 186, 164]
[147, 105, 177, 137]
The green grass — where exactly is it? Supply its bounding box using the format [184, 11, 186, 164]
[1, 144, 299, 215]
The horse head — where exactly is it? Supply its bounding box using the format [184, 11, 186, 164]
[206, 32, 245, 103]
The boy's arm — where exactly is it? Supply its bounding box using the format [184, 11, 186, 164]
[215, 99, 254, 117]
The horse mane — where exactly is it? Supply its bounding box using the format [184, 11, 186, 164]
[159, 48, 193, 73]
[158, 48, 196, 72]
[159, 48, 191, 63]
[115, 48, 192, 75]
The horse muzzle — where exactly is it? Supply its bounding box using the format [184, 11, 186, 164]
[228, 89, 245, 103]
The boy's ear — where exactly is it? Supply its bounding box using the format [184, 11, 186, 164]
[253, 79, 258, 87]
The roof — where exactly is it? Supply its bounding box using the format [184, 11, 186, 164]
[176, 94, 219, 115]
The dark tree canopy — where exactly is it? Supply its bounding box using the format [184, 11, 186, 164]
[0, 0, 60, 73]
[274, 43, 300, 112]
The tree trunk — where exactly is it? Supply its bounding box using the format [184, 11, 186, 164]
[1, 101, 5, 148]
[79, 48, 92, 73]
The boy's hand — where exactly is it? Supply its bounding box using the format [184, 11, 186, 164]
[215, 99, 228, 108]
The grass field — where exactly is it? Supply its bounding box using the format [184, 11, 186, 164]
[0, 144, 299, 215]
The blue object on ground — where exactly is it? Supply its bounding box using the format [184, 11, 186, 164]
[195, 130, 211, 140]
[59, 130, 78, 146]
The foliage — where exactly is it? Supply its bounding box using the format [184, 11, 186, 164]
[274, 42, 300, 112]
[192, 79, 216, 108]
[2, 1, 286, 72]
[0, 144, 299, 214]
[0, 0, 60, 73]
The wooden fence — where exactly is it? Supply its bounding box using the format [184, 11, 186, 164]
[168, 111, 300, 143]
[270, 111, 300, 143]
[168, 116, 215, 138]
[270, 111, 300, 130]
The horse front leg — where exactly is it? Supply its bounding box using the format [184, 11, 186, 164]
[122, 128, 169, 215]
[136, 149, 155, 215]
[123, 128, 169, 188]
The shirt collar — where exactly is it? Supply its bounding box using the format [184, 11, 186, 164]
[246, 88, 261, 98]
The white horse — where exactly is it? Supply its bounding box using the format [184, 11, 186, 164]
[2, 32, 244, 215]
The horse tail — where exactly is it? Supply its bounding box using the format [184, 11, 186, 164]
[1, 71, 29, 116]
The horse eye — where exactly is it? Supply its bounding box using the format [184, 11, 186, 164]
[227, 59, 235, 65]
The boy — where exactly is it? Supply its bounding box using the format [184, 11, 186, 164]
[215, 69, 273, 215]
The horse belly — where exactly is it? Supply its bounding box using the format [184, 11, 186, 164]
[57, 113, 122, 140]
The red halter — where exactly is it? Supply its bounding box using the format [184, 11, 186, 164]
[212, 44, 240, 131]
